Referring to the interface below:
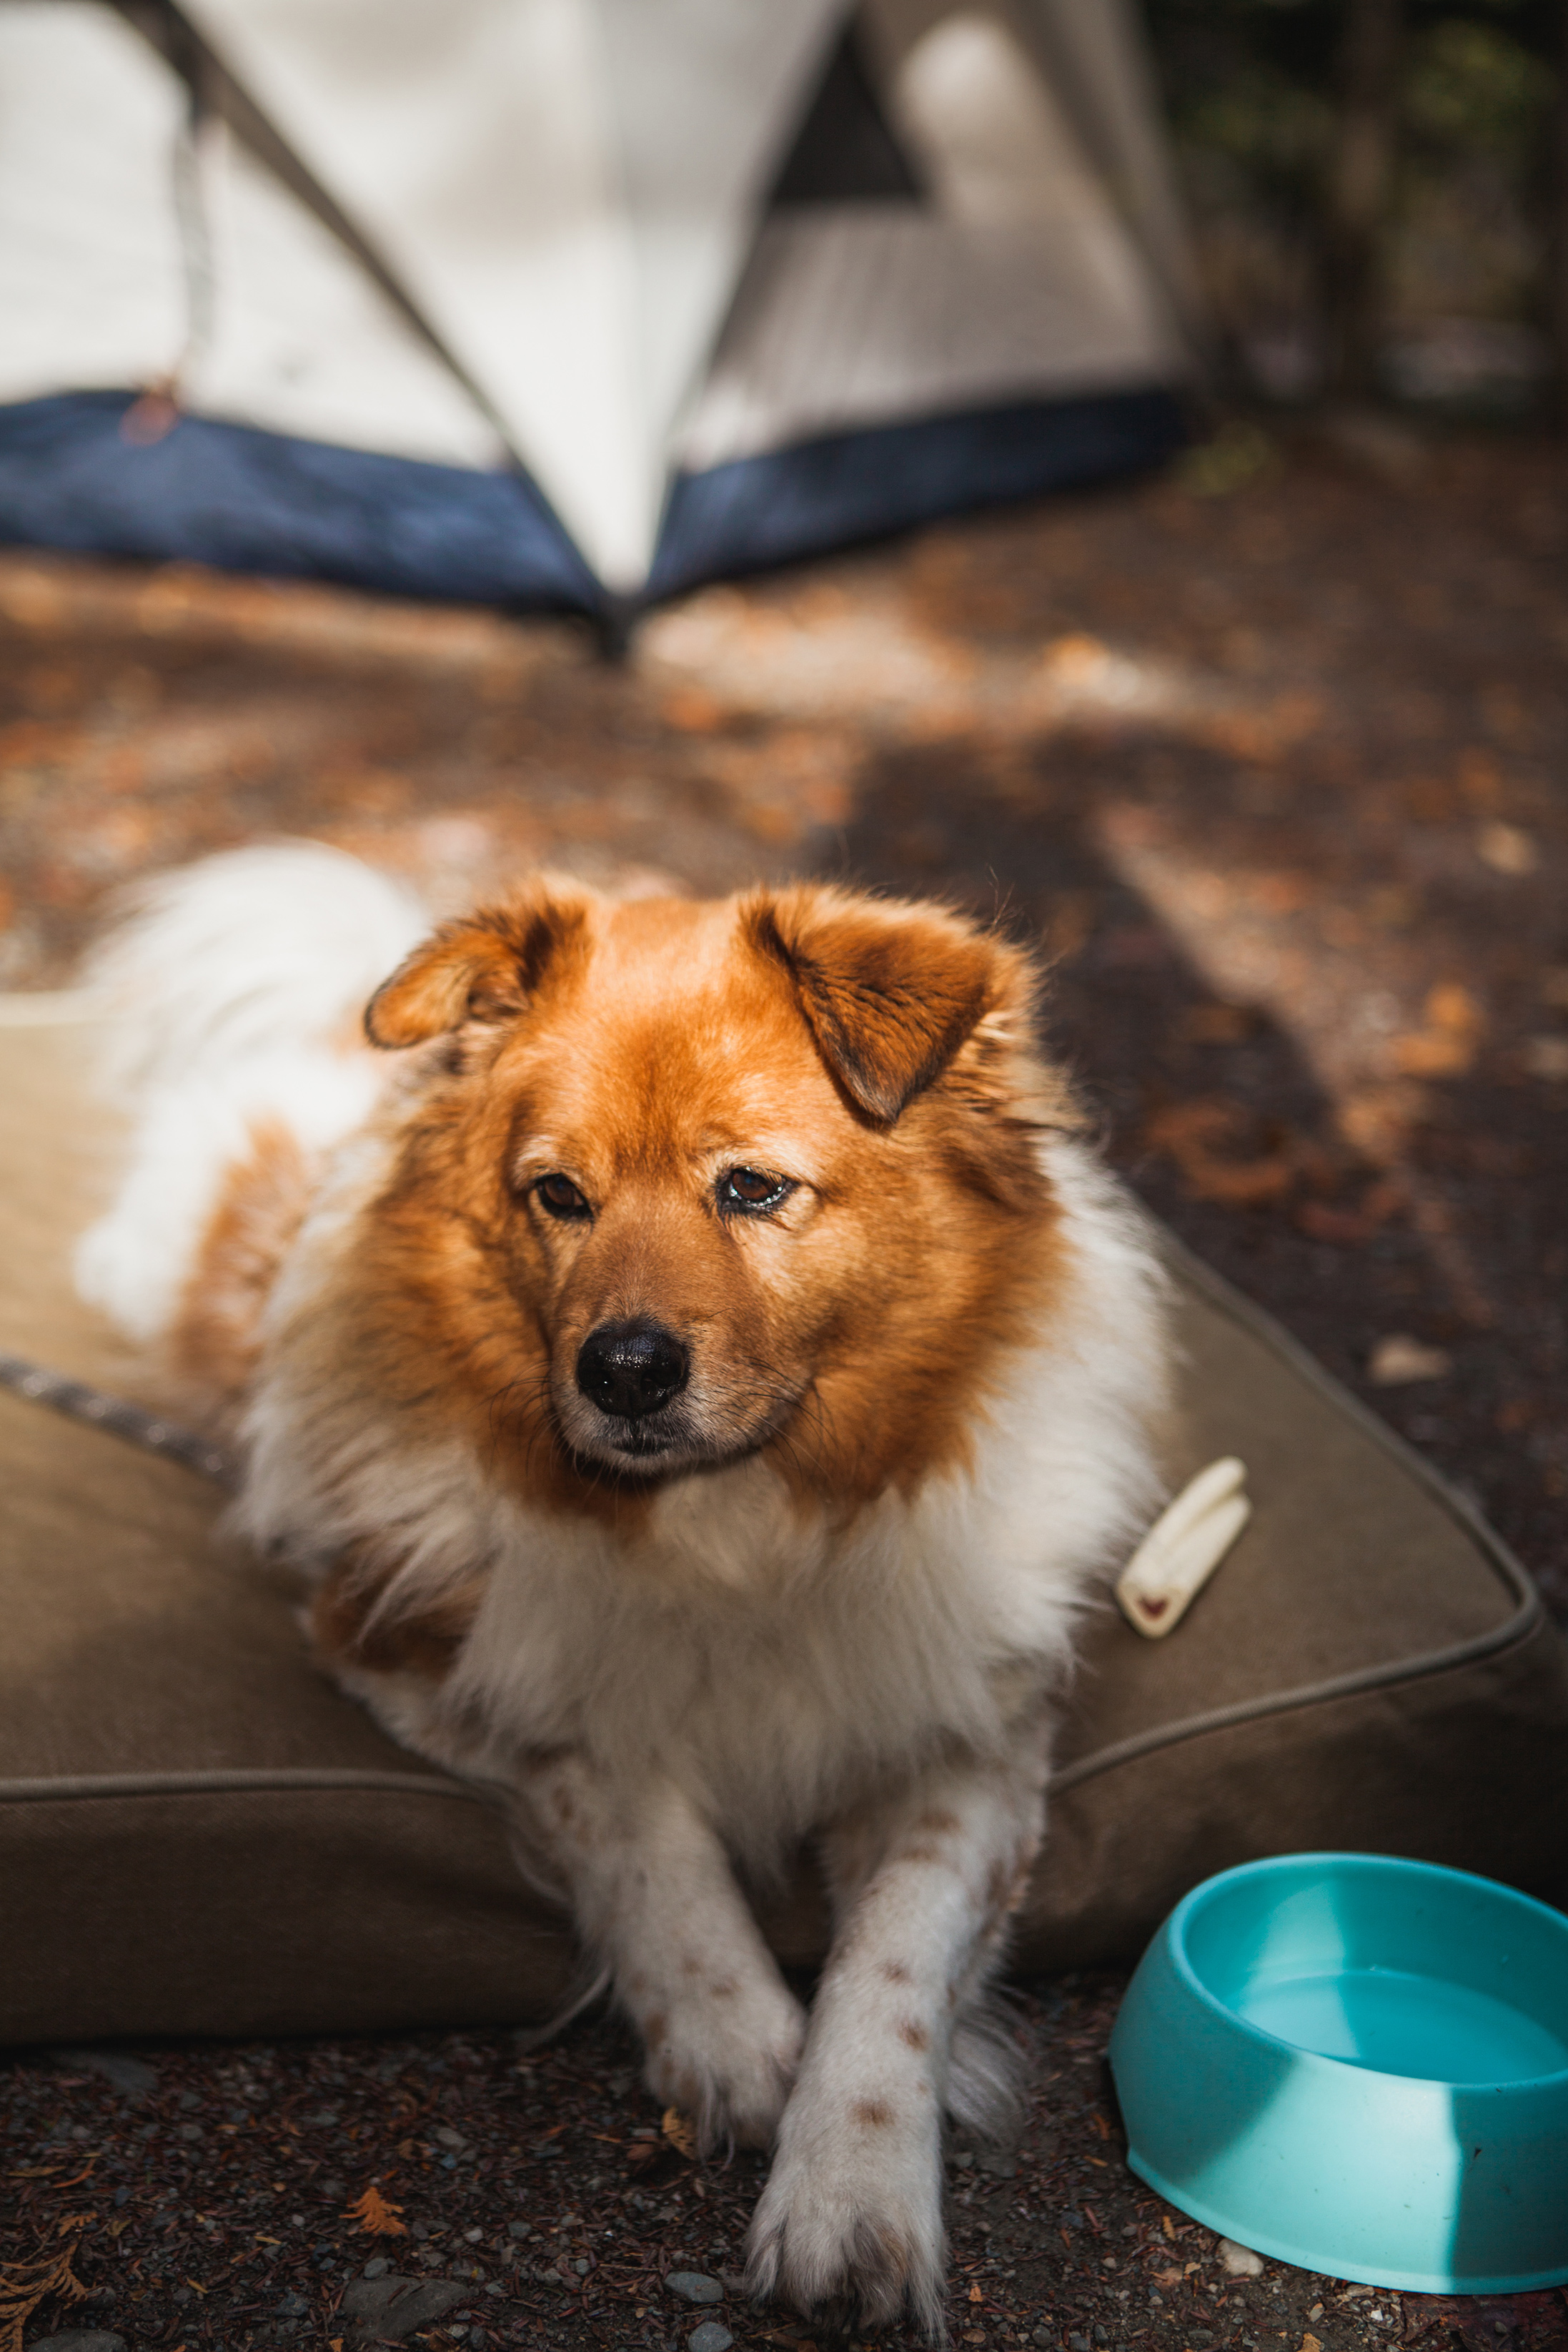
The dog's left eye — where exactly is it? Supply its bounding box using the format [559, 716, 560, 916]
[718, 1166, 792, 1215]
[536, 1174, 592, 1221]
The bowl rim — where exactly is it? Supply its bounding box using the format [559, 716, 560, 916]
[1161, 1850, 1568, 2095]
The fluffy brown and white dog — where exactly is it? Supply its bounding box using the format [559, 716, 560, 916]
[79, 843, 1170, 2335]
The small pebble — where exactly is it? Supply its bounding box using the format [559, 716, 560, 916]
[363, 2256, 389, 2278]
[1477, 821, 1538, 877]
[1523, 1036, 1568, 1082]
[689, 2326, 734, 2352]
[665, 2270, 724, 2304]
[1217, 2238, 1265, 2278]
[1368, 1333, 1451, 1386]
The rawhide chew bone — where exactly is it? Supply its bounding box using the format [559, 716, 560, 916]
[1116, 1456, 1251, 1639]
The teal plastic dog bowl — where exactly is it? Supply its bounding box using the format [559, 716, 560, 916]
[1108, 1854, 1568, 2293]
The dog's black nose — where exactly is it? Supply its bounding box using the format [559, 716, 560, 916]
[575, 1319, 689, 1420]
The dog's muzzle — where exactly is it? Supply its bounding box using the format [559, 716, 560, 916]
[575, 1318, 690, 1423]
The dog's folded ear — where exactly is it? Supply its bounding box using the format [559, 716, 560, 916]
[745, 886, 1033, 1125]
[364, 884, 590, 1048]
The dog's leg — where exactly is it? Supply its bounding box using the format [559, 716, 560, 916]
[745, 1716, 1050, 2337]
[517, 1750, 807, 2151]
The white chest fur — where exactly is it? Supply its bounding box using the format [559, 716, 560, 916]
[247, 1137, 1167, 1863]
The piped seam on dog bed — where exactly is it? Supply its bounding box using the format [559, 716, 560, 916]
[1047, 1611, 1549, 1794]
[0, 1616, 1548, 1817]
[0, 1767, 507, 1805]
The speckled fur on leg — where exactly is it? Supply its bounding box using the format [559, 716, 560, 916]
[515, 1751, 806, 2153]
[746, 1719, 1051, 2336]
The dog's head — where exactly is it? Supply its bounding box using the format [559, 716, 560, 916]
[362, 881, 1071, 1506]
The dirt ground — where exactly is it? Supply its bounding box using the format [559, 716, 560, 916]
[6, 1980, 1568, 2352]
[1, 417, 1566, 2351]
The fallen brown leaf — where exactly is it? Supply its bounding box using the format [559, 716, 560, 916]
[1296, 1200, 1374, 1245]
[1146, 1099, 1294, 1207]
[1181, 1002, 1256, 1044]
[1426, 983, 1483, 1035]
[0, 2218, 89, 2352]
[661, 2107, 698, 2159]
[1391, 1029, 1475, 1078]
[344, 2185, 407, 2236]
[661, 686, 728, 734]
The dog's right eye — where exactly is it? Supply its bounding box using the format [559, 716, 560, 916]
[536, 1175, 592, 1221]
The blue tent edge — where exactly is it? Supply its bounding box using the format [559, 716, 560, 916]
[0, 390, 600, 613]
[647, 387, 1188, 601]
[0, 385, 1187, 616]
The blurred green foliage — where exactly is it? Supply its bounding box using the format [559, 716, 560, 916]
[1141, 0, 1562, 384]
[1145, 0, 1557, 180]
[1402, 16, 1556, 161]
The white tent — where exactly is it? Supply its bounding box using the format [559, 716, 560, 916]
[0, 0, 1202, 618]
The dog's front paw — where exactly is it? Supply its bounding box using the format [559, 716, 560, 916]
[745, 2091, 945, 2336]
[641, 1979, 806, 2152]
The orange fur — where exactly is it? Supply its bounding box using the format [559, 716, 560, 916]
[170, 1118, 312, 1420]
[299, 883, 1076, 1671]
[310, 1551, 485, 1678]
